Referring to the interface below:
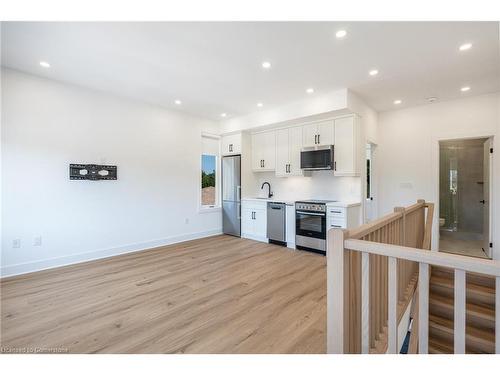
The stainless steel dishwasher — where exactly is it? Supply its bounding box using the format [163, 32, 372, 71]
[267, 202, 286, 246]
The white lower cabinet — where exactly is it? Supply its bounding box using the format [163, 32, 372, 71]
[326, 203, 361, 230]
[241, 200, 267, 242]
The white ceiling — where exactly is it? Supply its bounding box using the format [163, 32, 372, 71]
[2, 22, 499, 120]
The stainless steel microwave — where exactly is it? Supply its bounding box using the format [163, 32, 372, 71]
[300, 146, 334, 170]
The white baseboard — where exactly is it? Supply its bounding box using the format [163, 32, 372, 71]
[1, 229, 222, 278]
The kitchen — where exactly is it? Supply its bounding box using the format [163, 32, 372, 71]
[221, 114, 363, 254]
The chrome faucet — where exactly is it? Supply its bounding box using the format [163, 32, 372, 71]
[261, 182, 273, 198]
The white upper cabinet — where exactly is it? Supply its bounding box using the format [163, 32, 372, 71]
[302, 120, 334, 147]
[275, 128, 289, 176]
[302, 123, 318, 147]
[276, 126, 303, 177]
[334, 116, 360, 176]
[252, 130, 276, 171]
[221, 133, 241, 155]
[317, 120, 335, 146]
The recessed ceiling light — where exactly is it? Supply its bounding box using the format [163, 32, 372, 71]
[257, 102, 263, 107]
[460, 86, 471, 92]
[174, 100, 182, 105]
[261, 61, 271, 69]
[220, 113, 227, 118]
[427, 96, 438, 103]
[369, 69, 379, 76]
[306, 88, 314, 94]
[335, 29, 347, 39]
[39, 61, 50, 68]
[393, 99, 402, 105]
[459, 43, 472, 51]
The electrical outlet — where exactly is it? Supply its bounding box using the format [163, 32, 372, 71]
[13, 239, 21, 248]
[34, 236, 42, 246]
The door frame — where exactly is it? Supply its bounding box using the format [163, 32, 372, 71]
[431, 132, 495, 257]
[364, 141, 378, 223]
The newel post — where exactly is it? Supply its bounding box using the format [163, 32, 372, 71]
[327, 228, 349, 353]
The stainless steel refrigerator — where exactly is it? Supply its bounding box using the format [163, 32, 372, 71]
[222, 155, 241, 236]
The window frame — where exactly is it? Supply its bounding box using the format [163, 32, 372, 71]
[199, 133, 221, 213]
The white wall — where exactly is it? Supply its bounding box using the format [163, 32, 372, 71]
[251, 172, 361, 202]
[377, 92, 500, 257]
[1, 69, 222, 276]
[220, 88, 349, 134]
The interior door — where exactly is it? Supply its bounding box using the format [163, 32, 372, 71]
[483, 138, 492, 258]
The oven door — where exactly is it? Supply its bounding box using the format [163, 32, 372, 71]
[295, 210, 326, 239]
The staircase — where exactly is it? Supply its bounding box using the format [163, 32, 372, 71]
[428, 266, 496, 354]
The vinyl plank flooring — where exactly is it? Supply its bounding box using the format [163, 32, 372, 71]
[1, 235, 326, 353]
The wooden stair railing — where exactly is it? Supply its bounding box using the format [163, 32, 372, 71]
[327, 199, 500, 354]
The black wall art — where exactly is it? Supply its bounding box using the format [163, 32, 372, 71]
[69, 164, 117, 180]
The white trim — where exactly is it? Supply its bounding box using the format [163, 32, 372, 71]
[1, 229, 222, 278]
[200, 133, 221, 211]
[201, 131, 221, 140]
[249, 113, 356, 135]
[198, 207, 222, 214]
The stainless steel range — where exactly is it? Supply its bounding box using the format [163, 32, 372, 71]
[295, 200, 337, 254]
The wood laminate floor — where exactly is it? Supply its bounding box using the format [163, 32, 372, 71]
[0, 235, 326, 354]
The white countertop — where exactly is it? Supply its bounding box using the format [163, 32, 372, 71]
[241, 197, 295, 205]
[241, 197, 361, 208]
[326, 201, 361, 208]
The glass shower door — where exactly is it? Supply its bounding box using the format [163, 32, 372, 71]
[440, 146, 458, 232]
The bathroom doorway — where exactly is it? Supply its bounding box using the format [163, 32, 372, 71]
[439, 137, 493, 259]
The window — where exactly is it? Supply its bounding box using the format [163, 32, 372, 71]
[200, 134, 220, 210]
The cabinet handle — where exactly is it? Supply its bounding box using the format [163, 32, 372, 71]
[229, 144, 233, 152]
[263, 159, 265, 168]
[314, 134, 317, 144]
[318, 134, 320, 144]
[334, 161, 337, 171]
